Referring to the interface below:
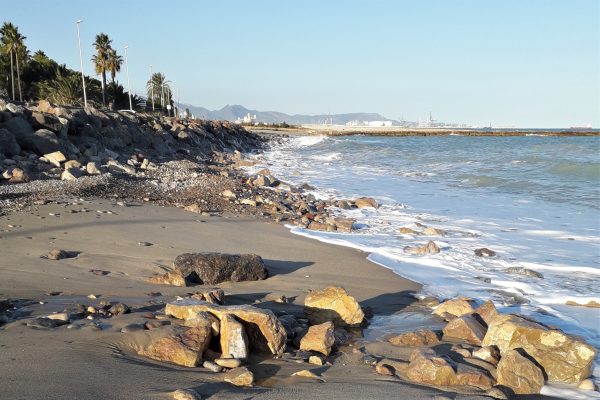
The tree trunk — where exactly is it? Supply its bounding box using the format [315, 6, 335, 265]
[16, 50, 22, 102]
[101, 70, 106, 107]
[9, 49, 15, 101]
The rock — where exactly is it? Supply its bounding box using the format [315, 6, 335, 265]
[48, 249, 69, 260]
[308, 221, 336, 232]
[165, 300, 286, 355]
[299, 321, 335, 356]
[354, 197, 378, 208]
[138, 325, 212, 367]
[107, 159, 136, 175]
[406, 348, 456, 386]
[44, 151, 66, 167]
[264, 293, 287, 304]
[44, 312, 70, 322]
[333, 217, 355, 232]
[292, 369, 321, 380]
[304, 286, 364, 327]
[8, 167, 29, 183]
[388, 330, 440, 346]
[64, 160, 82, 169]
[221, 190, 236, 198]
[404, 240, 440, 255]
[433, 298, 474, 318]
[474, 248, 496, 257]
[184, 204, 202, 213]
[485, 387, 509, 400]
[474, 300, 498, 326]
[121, 324, 145, 333]
[566, 300, 600, 308]
[376, 359, 410, 376]
[27, 317, 68, 329]
[496, 349, 544, 394]
[202, 360, 222, 372]
[25, 129, 61, 155]
[375, 363, 394, 376]
[183, 311, 220, 335]
[148, 269, 186, 287]
[454, 363, 495, 390]
[505, 267, 544, 279]
[423, 227, 445, 236]
[215, 358, 242, 368]
[5, 116, 33, 139]
[38, 99, 54, 113]
[190, 289, 225, 305]
[472, 346, 500, 366]
[109, 303, 130, 316]
[0, 129, 20, 156]
[172, 389, 201, 400]
[482, 314, 596, 384]
[308, 355, 324, 365]
[223, 367, 254, 387]
[86, 161, 101, 175]
[220, 315, 249, 359]
[252, 174, 273, 187]
[578, 378, 596, 391]
[61, 167, 83, 181]
[399, 227, 420, 235]
[173, 252, 268, 285]
[442, 314, 487, 345]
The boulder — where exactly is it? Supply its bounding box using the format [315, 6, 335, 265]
[222, 367, 254, 387]
[173, 252, 268, 285]
[389, 329, 440, 346]
[442, 314, 487, 345]
[137, 325, 212, 367]
[423, 227, 445, 236]
[482, 314, 596, 384]
[474, 248, 496, 257]
[472, 346, 500, 366]
[86, 161, 101, 175]
[8, 167, 29, 183]
[165, 299, 286, 355]
[496, 349, 544, 394]
[183, 311, 220, 336]
[454, 363, 495, 390]
[0, 129, 20, 156]
[474, 300, 498, 326]
[61, 168, 83, 181]
[44, 151, 66, 167]
[406, 348, 456, 386]
[64, 160, 82, 169]
[433, 299, 474, 318]
[24, 129, 61, 155]
[220, 314, 249, 359]
[332, 217, 355, 232]
[308, 221, 336, 232]
[4, 116, 33, 140]
[304, 286, 364, 327]
[404, 240, 440, 255]
[299, 321, 335, 356]
[354, 197, 378, 208]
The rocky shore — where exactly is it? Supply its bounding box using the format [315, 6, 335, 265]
[0, 98, 598, 399]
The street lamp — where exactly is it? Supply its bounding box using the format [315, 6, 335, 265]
[124, 45, 133, 111]
[149, 64, 154, 112]
[75, 19, 87, 108]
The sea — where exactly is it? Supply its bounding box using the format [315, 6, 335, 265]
[247, 133, 600, 396]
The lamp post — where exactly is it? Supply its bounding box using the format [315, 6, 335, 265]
[149, 64, 154, 112]
[124, 45, 133, 111]
[75, 19, 87, 108]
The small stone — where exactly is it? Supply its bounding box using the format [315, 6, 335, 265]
[138, 241, 153, 247]
[388, 330, 439, 346]
[215, 358, 242, 368]
[121, 324, 145, 333]
[578, 378, 596, 391]
[375, 364, 394, 376]
[222, 367, 254, 386]
[474, 248, 496, 257]
[404, 240, 440, 255]
[292, 369, 321, 380]
[172, 389, 201, 400]
[109, 303, 130, 316]
[308, 355, 324, 365]
[299, 321, 335, 356]
[202, 360, 222, 373]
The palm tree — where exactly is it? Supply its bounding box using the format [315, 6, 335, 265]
[146, 72, 171, 112]
[91, 33, 112, 107]
[0, 22, 26, 101]
[106, 48, 123, 85]
[14, 34, 27, 101]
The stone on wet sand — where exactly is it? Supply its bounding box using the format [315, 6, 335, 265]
[220, 314, 249, 359]
[173, 252, 268, 285]
[496, 349, 544, 394]
[292, 369, 322, 380]
[223, 367, 254, 387]
[388, 329, 440, 347]
[433, 298, 474, 318]
[299, 321, 335, 356]
[304, 286, 364, 327]
[165, 300, 286, 355]
[138, 325, 212, 367]
[442, 314, 487, 345]
[482, 314, 596, 384]
[148, 269, 186, 287]
[406, 348, 456, 386]
[172, 389, 202, 400]
[109, 303, 130, 316]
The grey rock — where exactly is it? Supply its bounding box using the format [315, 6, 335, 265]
[174, 252, 268, 285]
[0, 128, 20, 156]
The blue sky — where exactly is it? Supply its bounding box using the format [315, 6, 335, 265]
[4, 0, 599, 127]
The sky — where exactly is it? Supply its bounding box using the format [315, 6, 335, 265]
[4, 0, 599, 127]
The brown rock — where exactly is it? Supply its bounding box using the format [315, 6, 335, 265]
[578, 379, 596, 391]
[220, 314, 249, 359]
[183, 311, 220, 336]
[388, 329, 440, 346]
[292, 369, 322, 380]
[454, 363, 495, 390]
[215, 358, 242, 368]
[376, 359, 410, 376]
[173, 252, 268, 285]
[148, 269, 186, 287]
[138, 326, 212, 367]
[308, 221, 336, 232]
[474, 300, 498, 326]
[333, 217, 355, 233]
[354, 197, 378, 208]
[496, 349, 544, 394]
[299, 321, 335, 356]
[433, 298, 474, 318]
[399, 227, 420, 235]
[308, 355, 324, 365]
[443, 314, 487, 345]
[44, 151, 66, 167]
[63, 160, 81, 169]
[86, 161, 101, 175]
[223, 367, 254, 387]
[304, 286, 364, 327]
[404, 240, 440, 255]
[375, 363, 394, 376]
[172, 389, 201, 400]
[566, 300, 600, 308]
[190, 289, 225, 305]
[165, 300, 286, 355]
[9, 167, 29, 183]
[61, 168, 83, 181]
[423, 227, 445, 236]
[472, 346, 500, 366]
[184, 204, 202, 213]
[474, 248, 496, 257]
[482, 314, 596, 384]
[406, 348, 456, 386]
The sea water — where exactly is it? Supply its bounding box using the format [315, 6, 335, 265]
[248, 134, 600, 392]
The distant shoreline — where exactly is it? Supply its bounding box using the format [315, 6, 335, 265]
[247, 125, 599, 137]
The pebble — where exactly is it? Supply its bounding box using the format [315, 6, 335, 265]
[215, 358, 242, 368]
[138, 241, 153, 247]
[202, 360, 222, 373]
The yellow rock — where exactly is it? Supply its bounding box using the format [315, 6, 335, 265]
[399, 227, 420, 235]
[304, 286, 364, 327]
[474, 300, 498, 326]
[138, 326, 211, 367]
[220, 314, 249, 359]
[433, 299, 474, 318]
[482, 314, 596, 384]
[442, 314, 486, 345]
[148, 269, 186, 287]
[406, 348, 456, 386]
[496, 349, 544, 394]
[165, 299, 286, 355]
[299, 321, 335, 356]
[183, 311, 220, 336]
[292, 369, 322, 379]
[172, 389, 201, 400]
[223, 367, 254, 387]
[423, 227, 445, 236]
[354, 197, 378, 208]
[388, 330, 439, 346]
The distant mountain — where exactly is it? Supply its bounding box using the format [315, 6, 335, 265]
[180, 103, 396, 125]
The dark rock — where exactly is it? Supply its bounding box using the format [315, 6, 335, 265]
[4, 116, 33, 140]
[109, 303, 130, 316]
[174, 252, 268, 285]
[27, 317, 68, 329]
[22, 129, 61, 155]
[505, 267, 543, 279]
[0, 128, 20, 156]
[474, 248, 496, 257]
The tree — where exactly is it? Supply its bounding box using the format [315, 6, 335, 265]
[91, 33, 112, 107]
[146, 72, 171, 112]
[0, 22, 27, 101]
[106, 48, 123, 85]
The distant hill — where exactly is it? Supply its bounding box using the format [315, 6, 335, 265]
[180, 103, 396, 125]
